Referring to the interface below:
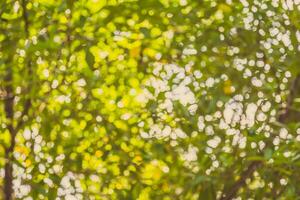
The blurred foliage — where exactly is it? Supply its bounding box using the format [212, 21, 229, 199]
[1, 0, 300, 199]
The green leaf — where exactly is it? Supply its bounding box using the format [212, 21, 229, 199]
[85, 49, 95, 69]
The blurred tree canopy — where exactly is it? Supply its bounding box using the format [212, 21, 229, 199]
[1, 0, 300, 199]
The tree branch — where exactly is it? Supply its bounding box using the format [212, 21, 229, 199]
[2, 1, 32, 199]
[220, 74, 300, 200]
[3, 47, 16, 200]
[220, 161, 262, 200]
[15, 0, 32, 132]
[3, 67, 15, 137]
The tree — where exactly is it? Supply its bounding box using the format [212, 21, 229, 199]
[1, 0, 300, 199]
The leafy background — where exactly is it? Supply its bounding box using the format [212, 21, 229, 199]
[1, 0, 300, 199]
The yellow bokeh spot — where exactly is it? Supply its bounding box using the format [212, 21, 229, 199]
[95, 150, 103, 158]
[218, 3, 232, 13]
[25, 159, 32, 167]
[87, 0, 106, 13]
[129, 78, 139, 88]
[137, 187, 151, 200]
[141, 161, 163, 185]
[121, 142, 130, 152]
[223, 80, 233, 95]
[150, 27, 161, 37]
[130, 46, 141, 58]
[133, 155, 143, 164]
[105, 144, 112, 151]
[144, 48, 157, 58]
[15, 146, 29, 156]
